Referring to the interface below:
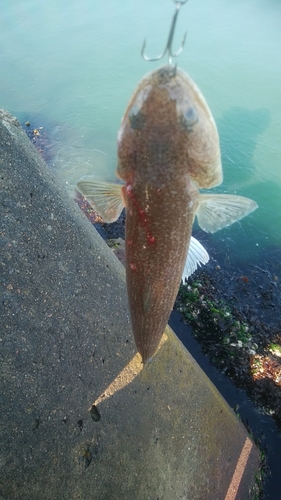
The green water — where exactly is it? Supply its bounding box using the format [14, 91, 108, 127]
[1, 0, 280, 260]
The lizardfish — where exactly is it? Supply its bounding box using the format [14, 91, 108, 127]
[77, 65, 257, 363]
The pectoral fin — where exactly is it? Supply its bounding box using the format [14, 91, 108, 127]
[181, 236, 209, 282]
[196, 194, 258, 233]
[77, 180, 125, 223]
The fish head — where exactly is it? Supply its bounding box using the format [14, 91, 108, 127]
[117, 65, 222, 189]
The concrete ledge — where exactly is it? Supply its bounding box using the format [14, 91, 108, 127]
[0, 110, 259, 499]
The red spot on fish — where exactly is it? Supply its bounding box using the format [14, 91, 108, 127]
[126, 183, 156, 246]
[147, 235, 156, 245]
[127, 239, 133, 246]
[138, 209, 147, 224]
[130, 263, 137, 271]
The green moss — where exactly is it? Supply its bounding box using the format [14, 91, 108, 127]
[268, 343, 281, 357]
[176, 278, 254, 370]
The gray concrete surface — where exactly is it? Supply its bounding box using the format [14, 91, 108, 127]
[0, 110, 260, 499]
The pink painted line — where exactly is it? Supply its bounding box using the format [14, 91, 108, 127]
[224, 437, 253, 500]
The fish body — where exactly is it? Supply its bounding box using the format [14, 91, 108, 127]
[117, 65, 221, 362]
[123, 175, 200, 362]
[77, 65, 257, 363]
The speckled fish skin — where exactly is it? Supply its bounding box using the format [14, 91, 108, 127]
[116, 65, 222, 363]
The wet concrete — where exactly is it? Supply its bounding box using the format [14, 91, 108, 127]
[0, 110, 260, 499]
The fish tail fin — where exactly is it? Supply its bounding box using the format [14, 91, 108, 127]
[181, 236, 209, 282]
[196, 194, 258, 233]
[77, 180, 125, 223]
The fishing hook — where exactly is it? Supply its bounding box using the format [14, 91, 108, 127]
[141, 0, 188, 65]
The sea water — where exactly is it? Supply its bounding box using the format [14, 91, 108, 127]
[1, 0, 280, 261]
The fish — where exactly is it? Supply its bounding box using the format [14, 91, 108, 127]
[77, 65, 258, 363]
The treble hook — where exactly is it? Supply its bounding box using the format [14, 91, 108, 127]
[141, 0, 188, 65]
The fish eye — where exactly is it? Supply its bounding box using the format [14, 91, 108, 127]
[129, 109, 146, 130]
[185, 106, 197, 121]
[181, 106, 198, 132]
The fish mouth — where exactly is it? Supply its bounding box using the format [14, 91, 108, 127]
[154, 64, 178, 84]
